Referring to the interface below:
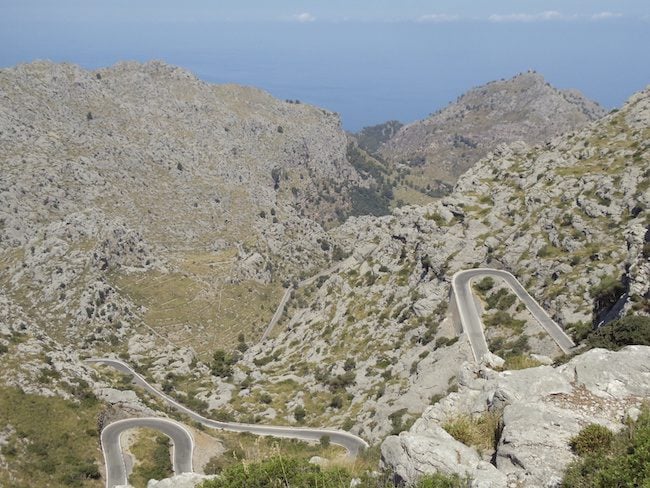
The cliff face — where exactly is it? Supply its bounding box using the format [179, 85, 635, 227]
[379, 72, 606, 184]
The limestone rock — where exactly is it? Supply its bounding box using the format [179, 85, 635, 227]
[381, 426, 508, 487]
[147, 473, 218, 488]
[381, 346, 650, 487]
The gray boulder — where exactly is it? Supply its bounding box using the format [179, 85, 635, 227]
[381, 426, 508, 488]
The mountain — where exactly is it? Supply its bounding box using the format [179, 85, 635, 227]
[0, 60, 383, 360]
[213, 84, 648, 448]
[0, 60, 647, 487]
[376, 71, 606, 186]
[354, 120, 403, 155]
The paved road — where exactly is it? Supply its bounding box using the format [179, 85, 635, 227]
[260, 287, 293, 341]
[260, 260, 347, 342]
[88, 358, 369, 458]
[451, 268, 576, 362]
[101, 417, 193, 488]
[91, 266, 572, 486]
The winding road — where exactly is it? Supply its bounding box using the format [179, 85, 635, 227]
[451, 268, 576, 362]
[89, 358, 369, 487]
[94, 267, 575, 486]
[101, 417, 193, 488]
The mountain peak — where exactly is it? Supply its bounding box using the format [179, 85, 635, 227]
[378, 71, 606, 183]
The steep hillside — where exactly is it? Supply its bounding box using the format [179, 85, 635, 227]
[0, 61, 647, 487]
[354, 120, 403, 155]
[205, 86, 648, 443]
[0, 60, 372, 356]
[378, 71, 605, 186]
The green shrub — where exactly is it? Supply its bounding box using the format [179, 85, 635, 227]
[212, 349, 236, 378]
[483, 311, 526, 333]
[495, 292, 516, 310]
[537, 244, 561, 258]
[294, 406, 306, 423]
[586, 315, 650, 350]
[130, 433, 173, 487]
[203, 448, 245, 475]
[198, 456, 353, 487]
[569, 424, 614, 456]
[425, 212, 448, 226]
[415, 472, 471, 487]
[343, 358, 356, 371]
[474, 277, 495, 292]
[485, 288, 517, 311]
[329, 395, 343, 409]
[327, 371, 356, 392]
[590, 275, 625, 316]
[562, 406, 650, 487]
[430, 393, 445, 405]
[442, 410, 503, 455]
[389, 408, 413, 435]
[568, 321, 593, 342]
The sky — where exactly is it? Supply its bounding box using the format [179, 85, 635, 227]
[1, 1, 649, 130]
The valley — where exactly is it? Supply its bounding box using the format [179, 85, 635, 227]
[0, 61, 648, 488]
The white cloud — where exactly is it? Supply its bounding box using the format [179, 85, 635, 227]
[417, 13, 460, 23]
[292, 12, 315, 23]
[488, 11, 566, 23]
[591, 11, 623, 21]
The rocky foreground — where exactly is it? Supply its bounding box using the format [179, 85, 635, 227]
[382, 346, 650, 487]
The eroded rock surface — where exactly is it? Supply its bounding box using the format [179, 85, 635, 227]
[381, 346, 650, 487]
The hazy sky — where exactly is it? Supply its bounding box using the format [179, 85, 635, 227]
[1, 1, 649, 129]
[3, 0, 650, 22]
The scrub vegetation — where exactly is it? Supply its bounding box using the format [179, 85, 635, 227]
[0, 386, 103, 488]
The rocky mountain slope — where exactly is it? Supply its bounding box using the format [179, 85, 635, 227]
[0, 61, 647, 487]
[207, 84, 648, 444]
[0, 60, 376, 357]
[377, 71, 606, 186]
[0, 60, 377, 486]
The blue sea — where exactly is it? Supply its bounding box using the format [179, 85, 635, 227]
[1, 19, 649, 130]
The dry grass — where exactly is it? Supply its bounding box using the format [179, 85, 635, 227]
[201, 429, 348, 474]
[443, 410, 503, 455]
[111, 251, 283, 357]
[502, 354, 543, 370]
[128, 428, 173, 488]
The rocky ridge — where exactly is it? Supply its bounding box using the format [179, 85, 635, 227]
[209, 85, 648, 442]
[378, 71, 606, 185]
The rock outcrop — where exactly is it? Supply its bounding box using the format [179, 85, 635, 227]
[145, 473, 217, 488]
[381, 346, 650, 487]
